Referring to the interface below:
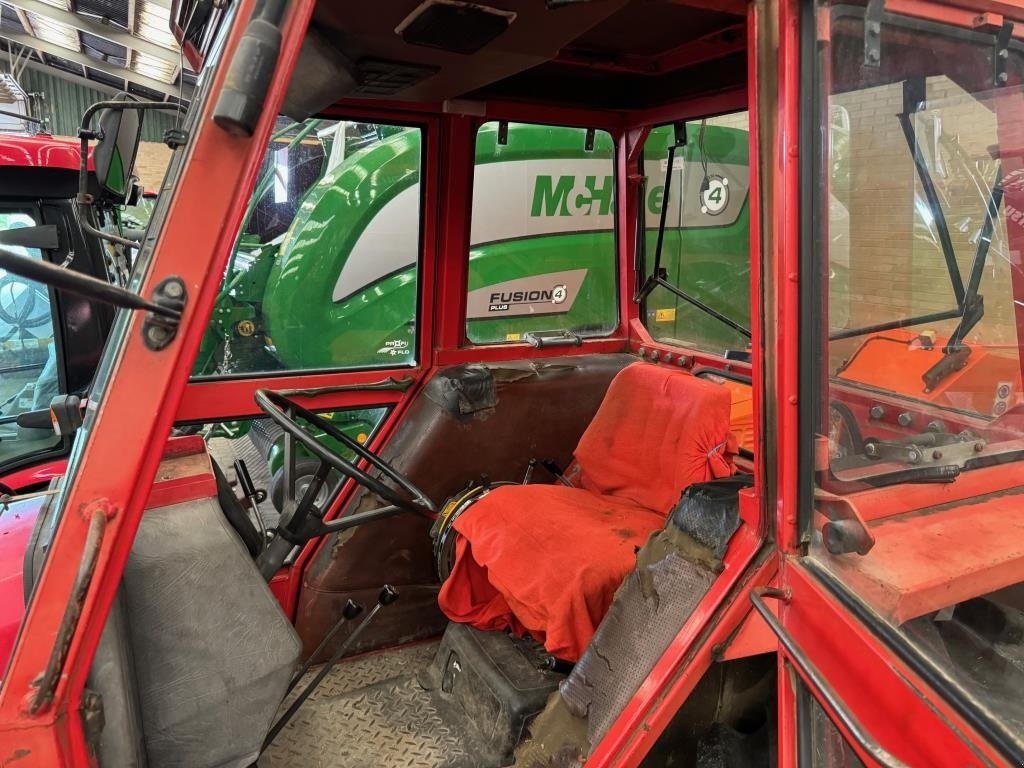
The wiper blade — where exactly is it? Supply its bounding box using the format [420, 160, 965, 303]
[642, 275, 752, 339]
[861, 464, 961, 487]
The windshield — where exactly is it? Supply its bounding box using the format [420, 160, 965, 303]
[808, 2, 1024, 754]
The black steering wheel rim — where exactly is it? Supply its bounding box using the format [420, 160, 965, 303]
[254, 388, 435, 514]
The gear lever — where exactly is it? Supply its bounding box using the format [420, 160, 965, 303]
[262, 585, 400, 751]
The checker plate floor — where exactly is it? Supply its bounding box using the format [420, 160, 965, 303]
[259, 641, 481, 768]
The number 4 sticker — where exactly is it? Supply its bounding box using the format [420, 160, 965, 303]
[700, 176, 729, 216]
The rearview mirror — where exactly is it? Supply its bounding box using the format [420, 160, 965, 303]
[92, 93, 143, 201]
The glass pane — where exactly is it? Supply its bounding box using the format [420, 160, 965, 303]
[185, 406, 388, 523]
[641, 112, 751, 355]
[466, 122, 618, 345]
[807, 1, 1024, 746]
[815, 15, 1024, 484]
[797, 676, 867, 768]
[0, 208, 60, 464]
[194, 119, 421, 377]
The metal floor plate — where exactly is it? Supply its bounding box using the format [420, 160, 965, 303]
[260, 641, 481, 768]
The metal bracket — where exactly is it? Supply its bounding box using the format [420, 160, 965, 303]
[813, 488, 875, 556]
[864, 0, 884, 67]
[995, 21, 1013, 87]
[142, 276, 187, 351]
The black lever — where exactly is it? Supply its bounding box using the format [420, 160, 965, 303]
[262, 585, 400, 751]
[540, 459, 573, 487]
[284, 599, 363, 696]
[233, 459, 268, 545]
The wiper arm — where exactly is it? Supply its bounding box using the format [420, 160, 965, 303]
[945, 165, 1003, 351]
[634, 125, 751, 340]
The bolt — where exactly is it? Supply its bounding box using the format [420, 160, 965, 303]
[163, 280, 183, 299]
[926, 420, 945, 433]
[932, 450, 943, 460]
[907, 449, 920, 464]
[638, 347, 646, 358]
[897, 412, 913, 427]
[146, 325, 169, 347]
[999, 72, 1009, 83]
[974, 442, 985, 452]
[865, 443, 878, 458]
[650, 350, 660, 362]
[1000, 48, 1009, 58]
[663, 353, 673, 364]
[869, 405, 885, 419]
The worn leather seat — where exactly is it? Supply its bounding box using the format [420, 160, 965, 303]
[438, 362, 736, 661]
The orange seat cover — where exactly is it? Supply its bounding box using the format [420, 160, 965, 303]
[438, 363, 735, 661]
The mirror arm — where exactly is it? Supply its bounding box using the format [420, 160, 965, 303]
[0, 245, 181, 320]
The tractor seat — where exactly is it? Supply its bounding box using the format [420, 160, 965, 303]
[437, 362, 736, 661]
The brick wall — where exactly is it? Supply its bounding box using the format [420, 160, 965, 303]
[133, 141, 173, 192]
[829, 76, 1020, 360]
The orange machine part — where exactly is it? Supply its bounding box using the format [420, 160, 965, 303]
[837, 330, 1022, 417]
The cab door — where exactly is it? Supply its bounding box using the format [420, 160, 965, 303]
[772, 0, 1024, 764]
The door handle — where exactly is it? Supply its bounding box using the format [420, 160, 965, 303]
[750, 587, 909, 768]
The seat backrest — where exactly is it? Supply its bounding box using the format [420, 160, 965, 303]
[573, 362, 734, 514]
[90, 497, 300, 767]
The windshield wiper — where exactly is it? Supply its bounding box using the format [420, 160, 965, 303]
[633, 122, 752, 340]
[831, 79, 1005, 392]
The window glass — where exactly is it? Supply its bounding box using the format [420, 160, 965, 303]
[807, 1, 1024, 747]
[466, 121, 617, 345]
[0, 208, 60, 464]
[186, 406, 388, 524]
[796, 678, 866, 768]
[640, 111, 751, 355]
[194, 119, 421, 377]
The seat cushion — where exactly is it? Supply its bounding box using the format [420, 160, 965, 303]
[574, 363, 735, 514]
[438, 485, 665, 661]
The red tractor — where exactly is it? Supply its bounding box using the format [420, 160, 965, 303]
[1, 0, 1023, 766]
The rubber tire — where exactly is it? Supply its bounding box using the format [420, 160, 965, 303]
[269, 457, 339, 514]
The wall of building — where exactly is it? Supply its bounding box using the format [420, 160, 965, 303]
[829, 75, 1019, 364]
[19, 68, 179, 142]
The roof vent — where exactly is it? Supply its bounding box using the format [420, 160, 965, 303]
[396, 0, 516, 55]
[355, 58, 440, 96]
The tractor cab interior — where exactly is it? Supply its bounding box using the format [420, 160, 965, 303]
[6, 0, 1024, 766]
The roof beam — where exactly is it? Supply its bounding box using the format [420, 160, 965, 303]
[4, 0, 182, 65]
[0, 28, 192, 98]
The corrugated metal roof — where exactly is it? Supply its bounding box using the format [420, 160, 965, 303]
[0, 0, 193, 101]
[19, 66, 181, 141]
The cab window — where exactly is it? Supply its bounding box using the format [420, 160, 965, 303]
[194, 119, 422, 377]
[465, 121, 618, 345]
[0, 208, 60, 464]
[640, 111, 751, 356]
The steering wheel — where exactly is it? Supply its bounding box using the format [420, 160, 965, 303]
[253, 389, 435, 579]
